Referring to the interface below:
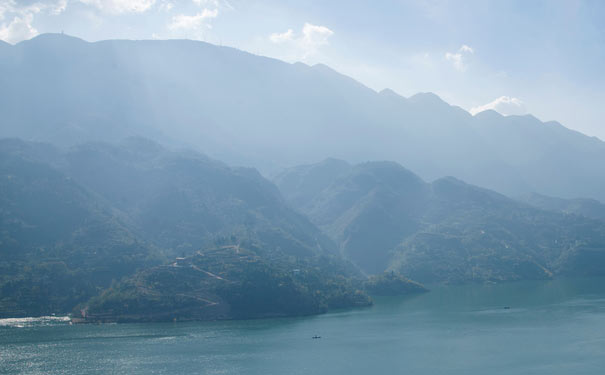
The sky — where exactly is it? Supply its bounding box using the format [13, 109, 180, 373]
[1, 0, 604, 139]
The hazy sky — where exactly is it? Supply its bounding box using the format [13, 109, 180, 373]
[1, 0, 604, 139]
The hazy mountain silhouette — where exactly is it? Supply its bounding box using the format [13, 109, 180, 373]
[1, 34, 605, 201]
[0, 139, 160, 317]
[0, 138, 367, 318]
[61, 137, 338, 258]
[520, 192, 605, 222]
[275, 159, 605, 282]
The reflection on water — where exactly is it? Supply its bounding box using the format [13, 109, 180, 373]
[1, 277, 605, 375]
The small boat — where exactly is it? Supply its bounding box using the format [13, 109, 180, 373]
[503, 306, 511, 310]
[312, 335, 321, 339]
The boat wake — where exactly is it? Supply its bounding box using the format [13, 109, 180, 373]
[0, 316, 71, 328]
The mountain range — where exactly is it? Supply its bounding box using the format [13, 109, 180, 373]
[3, 137, 605, 319]
[519, 192, 605, 222]
[1, 33, 605, 202]
[0, 138, 367, 319]
[274, 159, 605, 283]
[2, 33, 605, 321]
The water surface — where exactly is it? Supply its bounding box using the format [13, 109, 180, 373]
[2, 278, 605, 374]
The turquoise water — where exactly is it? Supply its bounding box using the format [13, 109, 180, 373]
[2, 278, 605, 374]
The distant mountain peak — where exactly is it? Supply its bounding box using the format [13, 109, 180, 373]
[408, 92, 448, 107]
[349, 161, 427, 190]
[319, 157, 350, 167]
[22, 33, 86, 45]
[379, 88, 406, 100]
[434, 175, 465, 184]
[433, 175, 486, 190]
[473, 109, 503, 120]
[311, 63, 336, 72]
[308, 62, 376, 93]
[119, 136, 166, 156]
[3, 34, 605, 202]
[292, 61, 310, 68]
[357, 160, 410, 171]
[508, 113, 541, 122]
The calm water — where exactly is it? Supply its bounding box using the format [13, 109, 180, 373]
[2, 278, 605, 374]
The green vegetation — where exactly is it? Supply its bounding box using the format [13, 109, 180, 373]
[76, 246, 370, 323]
[0, 144, 160, 317]
[0, 139, 369, 320]
[521, 192, 605, 222]
[275, 160, 605, 284]
[364, 272, 428, 296]
[4, 138, 605, 322]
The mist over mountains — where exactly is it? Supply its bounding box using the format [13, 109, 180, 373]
[2, 33, 605, 202]
[519, 193, 605, 222]
[0, 138, 363, 319]
[1, 33, 605, 322]
[275, 159, 605, 283]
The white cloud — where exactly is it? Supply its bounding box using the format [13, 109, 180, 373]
[78, 0, 156, 14]
[0, 14, 39, 44]
[158, 1, 174, 12]
[168, 8, 218, 30]
[0, 0, 68, 18]
[0, 0, 72, 43]
[445, 44, 474, 71]
[301, 22, 333, 48]
[0, 2, 12, 21]
[269, 29, 293, 43]
[193, 0, 213, 6]
[470, 96, 527, 116]
[269, 22, 334, 59]
[445, 52, 463, 70]
[50, 0, 68, 15]
[193, 0, 233, 10]
[459, 44, 473, 53]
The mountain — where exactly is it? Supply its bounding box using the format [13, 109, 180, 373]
[520, 192, 605, 222]
[273, 158, 352, 211]
[0, 138, 368, 319]
[61, 137, 338, 259]
[76, 246, 371, 323]
[274, 159, 605, 283]
[0, 140, 160, 317]
[364, 272, 427, 296]
[1, 34, 605, 202]
[3, 137, 337, 259]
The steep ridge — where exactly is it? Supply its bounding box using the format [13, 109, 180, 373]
[1, 34, 605, 201]
[0, 140, 160, 317]
[0, 139, 368, 319]
[520, 192, 605, 222]
[275, 159, 605, 282]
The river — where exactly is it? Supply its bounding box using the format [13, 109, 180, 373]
[2, 277, 605, 374]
